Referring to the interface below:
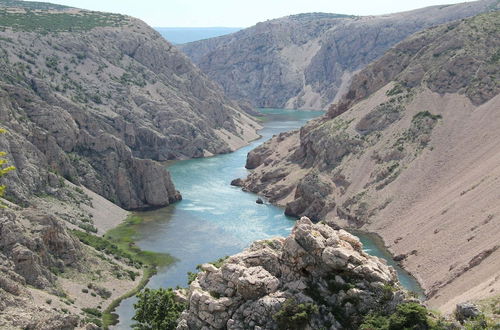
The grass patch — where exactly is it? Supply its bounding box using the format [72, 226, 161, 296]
[104, 215, 174, 268]
[0, 0, 71, 10]
[0, 9, 126, 32]
[72, 215, 174, 268]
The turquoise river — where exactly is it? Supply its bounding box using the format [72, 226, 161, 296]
[114, 108, 423, 328]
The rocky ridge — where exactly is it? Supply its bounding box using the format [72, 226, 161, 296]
[177, 216, 415, 329]
[238, 12, 500, 311]
[0, 1, 260, 210]
[180, 0, 499, 109]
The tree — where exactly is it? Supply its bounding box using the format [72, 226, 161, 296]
[0, 128, 15, 201]
[133, 288, 186, 330]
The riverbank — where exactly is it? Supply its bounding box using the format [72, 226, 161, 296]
[349, 229, 426, 299]
[73, 214, 176, 328]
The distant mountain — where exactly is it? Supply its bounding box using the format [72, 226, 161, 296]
[180, 0, 499, 109]
[155, 27, 241, 44]
[237, 11, 500, 311]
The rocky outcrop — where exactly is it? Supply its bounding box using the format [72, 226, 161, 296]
[180, 0, 498, 109]
[284, 172, 332, 221]
[0, 207, 84, 328]
[455, 302, 482, 322]
[238, 12, 500, 311]
[177, 217, 413, 329]
[0, 2, 259, 209]
[0, 209, 81, 289]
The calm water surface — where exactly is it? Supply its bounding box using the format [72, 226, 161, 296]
[115, 108, 423, 329]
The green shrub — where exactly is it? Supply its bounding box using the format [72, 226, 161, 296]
[82, 307, 102, 318]
[360, 303, 431, 330]
[360, 313, 390, 329]
[210, 256, 228, 268]
[133, 288, 186, 330]
[389, 303, 429, 329]
[273, 298, 319, 330]
[187, 271, 197, 285]
[386, 83, 407, 96]
[412, 111, 442, 121]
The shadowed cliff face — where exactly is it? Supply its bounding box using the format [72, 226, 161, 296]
[238, 12, 500, 309]
[0, 4, 259, 209]
[180, 0, 499, 110]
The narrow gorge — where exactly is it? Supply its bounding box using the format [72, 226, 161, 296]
[0, 0, 498, 329]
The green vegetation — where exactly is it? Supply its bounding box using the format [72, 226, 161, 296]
[0, 9, 126, 32]
[0, 0, 71, 10]
[359, 302, 461, 330]
[209, 256, 229, 268]
[133, 288, 186, 330]
[412, 111, 442, 121]
[119, 72, 147, 87]
[187, 271, 197, 285]
[0, 129, 15, 203]
[273, 298, 319, 330]
[186, 256, 229, 285]
[72, 215, 174, 268]
[83, 307, 102, 318]
[393, 111, 442, 152]
[105, 215, 174, 267]
[102, 266, 159, 328]
[386, 82, 408, 96]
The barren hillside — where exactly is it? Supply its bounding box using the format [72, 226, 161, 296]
[237, 11, 500, 311]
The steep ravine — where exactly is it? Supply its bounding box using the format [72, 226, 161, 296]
[180, 0, 499, 110]
[237, 12, 500, 312]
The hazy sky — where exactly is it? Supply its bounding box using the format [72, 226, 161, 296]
[42, 0, 473, 27]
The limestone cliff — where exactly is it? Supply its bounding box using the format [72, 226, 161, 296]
[238, 12, 500, 311]
[0, 1, 260, 209]
[180, 0, 499, 110]
[177, 217, 416, 329]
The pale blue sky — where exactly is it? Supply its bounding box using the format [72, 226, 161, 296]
[41, 0, 473, 27]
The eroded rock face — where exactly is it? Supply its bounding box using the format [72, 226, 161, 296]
[180, 1, 498, 109]
[177, 217, 412, 329]
[284, 171, 333, 221]
[0, 3, 258, 209]
[0, 210, 81, 289]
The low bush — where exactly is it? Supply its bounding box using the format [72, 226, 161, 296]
[133, 288, 186, 330]
[273, 298, 319, 330]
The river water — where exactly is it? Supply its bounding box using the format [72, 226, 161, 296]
[115, 108, 423, 329]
